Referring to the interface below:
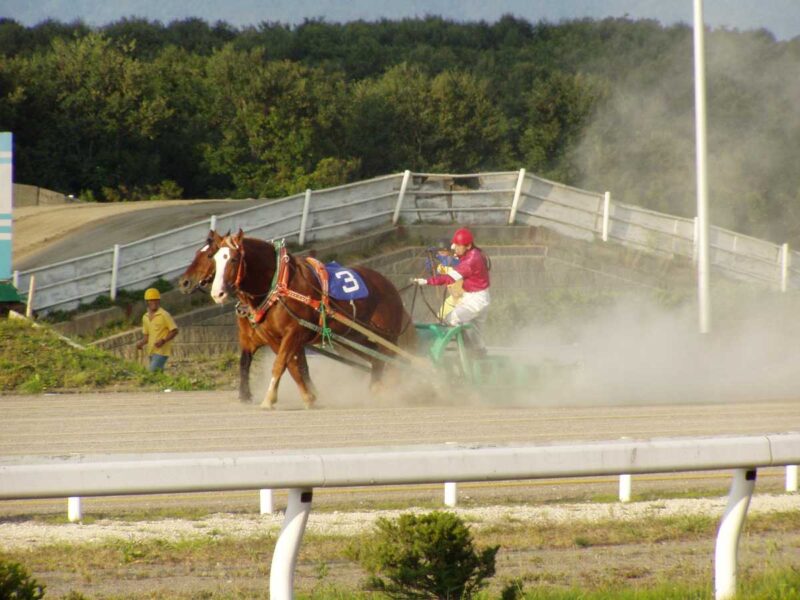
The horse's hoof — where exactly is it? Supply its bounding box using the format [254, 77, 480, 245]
[259, 400, 276, 410]
[240, 396, 253, 404]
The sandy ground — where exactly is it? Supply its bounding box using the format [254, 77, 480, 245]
[3, 494, 799, 551]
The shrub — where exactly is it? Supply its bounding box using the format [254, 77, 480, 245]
[350, 511, 498, 599]
[0, 559, 45, 600]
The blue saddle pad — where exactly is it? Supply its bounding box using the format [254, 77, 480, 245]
[325, 262, 369, 300]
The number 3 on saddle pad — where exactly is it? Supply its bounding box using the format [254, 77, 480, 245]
[326, 262, 369, 300]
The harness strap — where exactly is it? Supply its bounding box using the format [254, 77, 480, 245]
[248, 243, 336, 329]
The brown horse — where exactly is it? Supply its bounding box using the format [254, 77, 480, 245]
[178, 230, 276, 403]
[193, 229, 413, 408]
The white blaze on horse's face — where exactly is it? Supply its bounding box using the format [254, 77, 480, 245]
[210, 246, 233, 303]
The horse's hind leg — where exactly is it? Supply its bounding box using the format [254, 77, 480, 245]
[286, 350, 317, 409]
[368, 351, 388, 396]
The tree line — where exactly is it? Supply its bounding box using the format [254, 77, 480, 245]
[1, 16, 799, 245]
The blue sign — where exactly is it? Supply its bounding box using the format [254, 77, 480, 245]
[0, 132, 12, 280]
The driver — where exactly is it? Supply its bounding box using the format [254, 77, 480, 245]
[412, 227, 490, 355]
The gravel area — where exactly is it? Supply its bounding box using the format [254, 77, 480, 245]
[3, 493, 798, 550]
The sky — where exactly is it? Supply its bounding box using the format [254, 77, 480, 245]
[3, 0, 800, 41]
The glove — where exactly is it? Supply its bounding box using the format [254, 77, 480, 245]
[411, 278, 428, 286]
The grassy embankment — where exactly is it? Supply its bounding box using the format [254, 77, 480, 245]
[0, 316, 225, 393]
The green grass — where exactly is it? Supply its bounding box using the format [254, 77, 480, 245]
[3, 509, 798, 598]
[0, 317, 214, 393]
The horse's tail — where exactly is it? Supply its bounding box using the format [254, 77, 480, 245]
[397, 310, 419, 355]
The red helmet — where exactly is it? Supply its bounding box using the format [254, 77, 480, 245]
[451, 228, 474, 246]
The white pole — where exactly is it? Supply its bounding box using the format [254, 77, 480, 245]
[714, 469, 755, 600]
[508, 168, 526, 225]
[260, 489, 274, 514]
[601, 191, 611, 242]
[298, 189, 312, 246]
[694, 0, 711, 334]
[392, 170, 412, 225]
[209, 215, 217, 232]
[12, 269, 18, 288]
[780, 243, 790, 292]
[110, 244, 120, 301]
[67, 497, 82, 522]
[270, 488, 312, 600]
[619, 474, 632, 503]
[787, 465, 798, 492]
[444, 482, 458, 507]
[25, 274, 35, 317]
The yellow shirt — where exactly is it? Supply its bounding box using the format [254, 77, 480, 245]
[142, 307, 178, 356]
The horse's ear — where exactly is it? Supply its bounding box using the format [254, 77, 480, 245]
[234, 229, 245, 245]
[210, 230, 224, 247]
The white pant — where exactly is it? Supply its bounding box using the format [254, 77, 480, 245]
[445, 289, 490, 350]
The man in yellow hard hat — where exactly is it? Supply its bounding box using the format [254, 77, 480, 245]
[136, 288, 179, 372]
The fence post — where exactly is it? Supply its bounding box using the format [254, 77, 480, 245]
[270, 488, 313, 600]
[298, 189, 312, 247]
[619, 474, 632, 502]
[787, 465, 798, 492]
[260, 489, 275, 514]
[209, 215, 217, 232]
[508, 168, 526, 225]
[693, 217, 700, 264]
[110, 244, 120, 301]
[444, 482, 458, 507]
[780, 243, 790, 292]
[25, 274, 35, 317]
[67, 497, 82, 522]
[392, 170, 412, 225]
[714, 469, 756, 600]
[12, 269, 18, 288]
[601, 191, 611, 242]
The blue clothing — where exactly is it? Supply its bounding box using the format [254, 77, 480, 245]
[148, 354, 169, 372]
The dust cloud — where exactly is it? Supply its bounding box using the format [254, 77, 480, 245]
[245, 290, 800, 409]
[508, 291, 800, 406]
[576, 27, 800, 245]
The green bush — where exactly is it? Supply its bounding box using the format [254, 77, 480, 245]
[0, 559, 45, 600]
[350, 511, 498, 599]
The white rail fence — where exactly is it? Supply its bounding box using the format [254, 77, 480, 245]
[13, 170, 800, 313]
[2, 432, 799, 600]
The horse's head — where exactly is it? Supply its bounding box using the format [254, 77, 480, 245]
[178, 230, 226, 294]
[210, 229, 246, 304]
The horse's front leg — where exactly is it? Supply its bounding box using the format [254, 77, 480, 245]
[261, 332, 311, 409]
[239, 350, 253, 403]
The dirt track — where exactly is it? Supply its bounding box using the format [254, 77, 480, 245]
[5, 387, 800, 457]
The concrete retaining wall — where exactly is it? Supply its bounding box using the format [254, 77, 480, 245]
[13, 184, 68, 207]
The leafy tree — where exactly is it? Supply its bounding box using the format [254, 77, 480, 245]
[202, 46, 352, 197]
[3, 34, 172, 197]
[519, 71, 607, 182]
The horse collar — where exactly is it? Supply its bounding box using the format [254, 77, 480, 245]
[248, 242, 288, 324]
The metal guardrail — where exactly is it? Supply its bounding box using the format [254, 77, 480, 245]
[1, 432, 798, 599]
[13, 170, 800, 313]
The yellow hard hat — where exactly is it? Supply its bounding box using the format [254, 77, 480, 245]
[144, 288, 161, 301]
